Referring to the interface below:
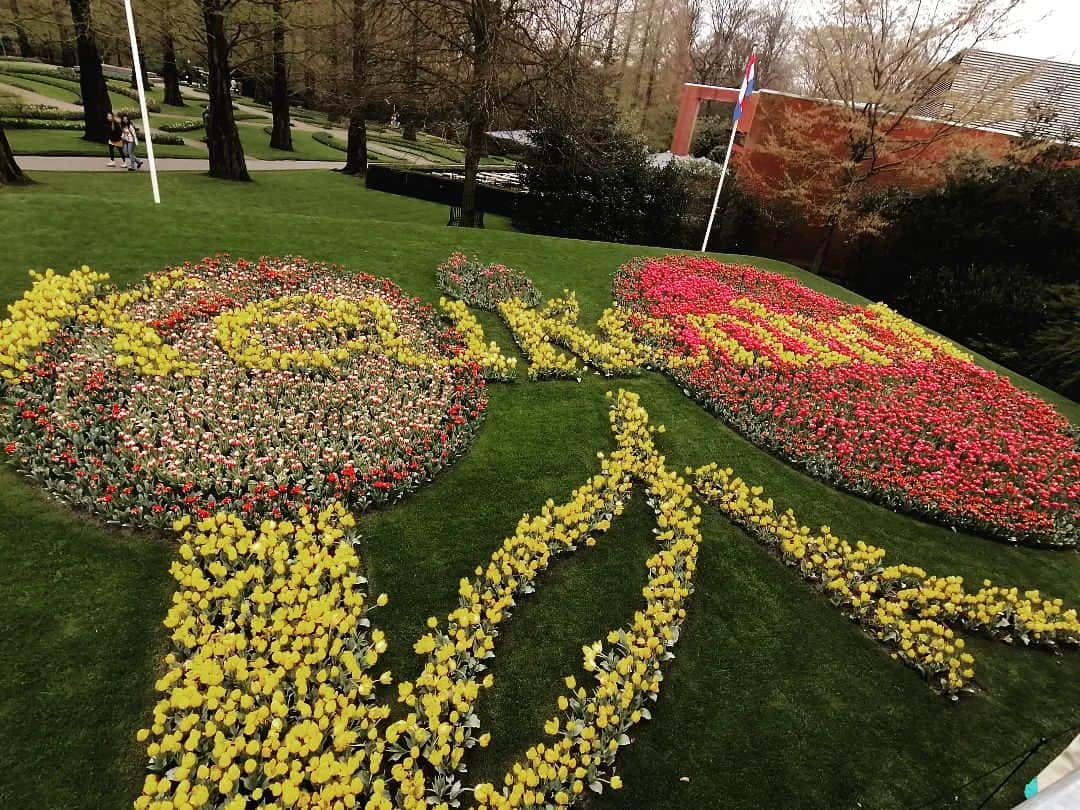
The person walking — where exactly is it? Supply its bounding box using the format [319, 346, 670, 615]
[106, 112, 124, 167]
[120, 115, 143, 171]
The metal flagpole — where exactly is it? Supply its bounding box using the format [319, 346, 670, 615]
[700, 121, 739, 252]
[122, 0, 160, 204]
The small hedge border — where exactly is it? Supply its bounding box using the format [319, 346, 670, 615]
[0, 117, 83, 130]
[159, 119, 204, 133]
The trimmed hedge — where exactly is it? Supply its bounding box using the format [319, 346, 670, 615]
[0, 117, 83, 130]
[160, 119, 204, 133]
[365, 164, 525, 217]
[0, 104, 82, 120]
[312, 131, 345, 152]
[151, 132, 188, 146]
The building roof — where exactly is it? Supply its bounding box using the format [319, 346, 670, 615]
[919, 49, 1080, 141]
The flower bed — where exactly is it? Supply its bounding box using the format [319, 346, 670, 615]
[436, 252, 541, 310]
[692, 463, 1080, 696]
[614, 255, 1080, 547]
[498, 291, 651, 380]
[133, 389, 699, 808]
[1, 256, 487, 528]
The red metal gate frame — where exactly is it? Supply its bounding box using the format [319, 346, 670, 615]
[670, 83, 759, 156]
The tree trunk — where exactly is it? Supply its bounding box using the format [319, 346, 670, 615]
[343, 115, 367, 174]
[162, 33, 184, 106]
[201, 0, 250, 180]
[400, 8, 421, 142]
[340, 0, 368, 175]
[68, 0, 112, 142]
[810, 218, 838, 274]
[268, 0, 292, 151]
[9, 0, 33, 57]
[459, 0, 497, 228]
[638, 0, 667, 128]
[0, 123, 30, 185]
[129, 35, 150, 90]
[603, 0, 622, 65]
[52, 1, 76, 67]
[460, 113, 487, 227]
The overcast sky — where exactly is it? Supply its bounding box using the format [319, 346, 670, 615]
[793, 1, 1080, 64]
[984, 0, 1080, 62]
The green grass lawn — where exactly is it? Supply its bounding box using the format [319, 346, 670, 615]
[1, 172, 1078, 809]
[0, 74, 81, 104]
[4, 128, 206, 159]
[236, 122, 346, 161]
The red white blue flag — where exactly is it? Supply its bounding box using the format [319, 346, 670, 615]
[733, 53, 757, 122]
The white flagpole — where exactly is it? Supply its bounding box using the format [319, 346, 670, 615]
[700, 121, 739, 253]
[122, 0, 160, 204]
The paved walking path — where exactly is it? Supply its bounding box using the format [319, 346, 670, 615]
[17, 156, 343, 172]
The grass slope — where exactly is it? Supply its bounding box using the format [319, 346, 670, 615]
[1, 172, 1078, 810]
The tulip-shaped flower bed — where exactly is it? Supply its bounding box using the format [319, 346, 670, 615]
[614, 255, 1080, 547]
[0, 256, 487, 528]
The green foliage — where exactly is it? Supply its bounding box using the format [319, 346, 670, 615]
[312, 130, 346, 152]
[0, 105, 82, 121]
[1028, 284, 1080, 400]
[691, 115, 733, 161]
[0, 118, 83, 130]
[150, 132, 188, 146]
[515, 107, 695, 247]
[855, 164, 1080, 397]
[158, 119, 204, 133]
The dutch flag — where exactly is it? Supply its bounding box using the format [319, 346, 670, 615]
[733, 53, 757, 122]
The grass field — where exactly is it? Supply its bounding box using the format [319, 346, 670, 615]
[1, 172, 1078, 810]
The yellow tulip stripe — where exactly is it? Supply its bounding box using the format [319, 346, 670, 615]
[79, 268, 204, 377]
[135, 504, 394, 810]
[0, 266, 110, 382]
[497, 292, 652, 380]
[691, 464, 1080, 696]
[214, 294, 411, 372]
[133, 389, 696, 809]
[380, 431, 635, 807]
[377, 390, 699, 809]
[475, 391, 701, 809]
[865, 303, 974, 363]
[438, 298, 517, 382]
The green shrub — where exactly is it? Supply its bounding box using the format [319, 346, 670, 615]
[853, 163, 1080, 398]
[159, 119, 204, 133]
[0, 104, 81, 120]
[312, 131, 346, 152]
[1028, 284, 1080, 400]
[515, 106, 695, 248]
[691, 115, 733, 161]
[0, 117, 83, 130]
[150, 132, 187, 146]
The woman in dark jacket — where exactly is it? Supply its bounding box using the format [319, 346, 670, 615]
[106, 112, 124, 167]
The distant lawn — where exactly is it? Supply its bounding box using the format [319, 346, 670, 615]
[2, 172, 1079, 810]
[5, 128, 206, 159]
[0, 75, 81, 104]
[236, 122, 345, 161]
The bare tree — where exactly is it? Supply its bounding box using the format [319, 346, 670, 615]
[161, 29, 185, 106]
[6, 0, 33, 55]
[68, 0, 112, 142]
[200, 0, 250, 179]
[746, 0, 1025, 271]
[268, 0, 291, 149]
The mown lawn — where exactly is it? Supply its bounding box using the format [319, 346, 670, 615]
[0, 171, 1078, 810]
